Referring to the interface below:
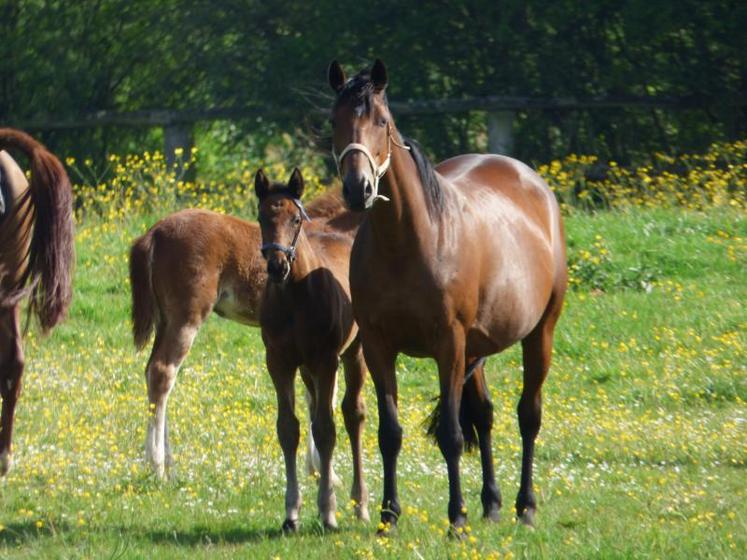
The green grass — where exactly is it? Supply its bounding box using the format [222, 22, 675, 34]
[0, 206, 745, 559]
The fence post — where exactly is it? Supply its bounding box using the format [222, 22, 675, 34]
[163, 121, 194, 172]
[487, 111, 514, 155]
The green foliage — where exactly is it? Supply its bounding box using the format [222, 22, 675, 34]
[3, 1, 745, 165]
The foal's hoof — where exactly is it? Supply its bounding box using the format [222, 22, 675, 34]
[447, 524, 469, 541]
[355, 504, 371, 523]
[281, 518, 300, 533]
[518, 508, 536, 528]
[483, 505, 501, 523]
[0, 450, 12, 476]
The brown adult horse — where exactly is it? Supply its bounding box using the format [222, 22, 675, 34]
[130, 185, 362, 483]
[256, 168, 368, 530]
[0, 128, 74, 475]
[328, 61, 567, 533]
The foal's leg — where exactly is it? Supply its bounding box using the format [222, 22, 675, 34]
[464, 361, 502, 521]
[310, 356, 340, 529]
[516, 292, 564, 526]
[434, 327, 468, 533]
[303, 367, 342, 487]
[0, 306, 23, 476]
[269, 353, 302, 532]
[145, 320, 199, 479]
[361, 332, 401, 533]
[341, 340, 369, 521]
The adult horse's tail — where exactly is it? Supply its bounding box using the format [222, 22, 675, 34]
[129, 231, 156, 350]
[425, 357, 488, 452]
[0, 128, 74, 332]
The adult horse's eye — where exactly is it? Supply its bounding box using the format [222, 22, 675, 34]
[293, 216, 302, 226]
[378, 118, 387, 127]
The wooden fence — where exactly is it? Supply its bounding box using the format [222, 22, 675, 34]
[10, 94, 735, 164]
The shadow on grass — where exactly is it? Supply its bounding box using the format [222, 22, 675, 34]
[0, 520, 352, 548]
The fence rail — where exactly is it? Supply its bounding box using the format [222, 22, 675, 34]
[8, 94, 741, 161]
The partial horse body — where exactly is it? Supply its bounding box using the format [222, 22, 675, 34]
[255, 169, 368, 530]
[129, 186, 363, 484]
[0, 128, 74, 475]
[328, 61, 567, 532]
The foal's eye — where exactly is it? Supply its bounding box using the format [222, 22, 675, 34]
[378, 118, 387, 127]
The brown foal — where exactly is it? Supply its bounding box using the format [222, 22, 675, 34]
[0, 129, 74, 475]
[256, 168, 368, 531]
[328, 60, 567, 533]
[130, 186, 361, 482]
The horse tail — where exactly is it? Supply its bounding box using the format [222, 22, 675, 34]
[0, 128, 74, 332]
[129, 231, 156, 350]
[425, 357, 487, 453]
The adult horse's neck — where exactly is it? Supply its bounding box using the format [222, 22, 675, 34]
[367, 127, 437, 253]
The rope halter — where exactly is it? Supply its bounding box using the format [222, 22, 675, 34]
[260, 198, 311, 263]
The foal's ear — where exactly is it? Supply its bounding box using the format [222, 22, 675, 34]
[254, 168, 270, 200]
[371, 59, 388, 92]
[287, 168, 305, 199]
[328, 60, 346, 93]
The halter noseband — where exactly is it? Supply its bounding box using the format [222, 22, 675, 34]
[260, 198, 311, 263]
[331, 123, 410, 203]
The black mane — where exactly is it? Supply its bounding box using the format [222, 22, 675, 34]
[334, 69, 445, 219]
[403, 137, 444, 219]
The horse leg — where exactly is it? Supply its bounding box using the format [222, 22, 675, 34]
[464, 361, 502, 521]
[516, 292, 564, 526]
[310, 357, 340, 529]
[341, 339, 369, 521]
[145, 320, 198, 479]
[303, 367, 342, 487]
[434, 328, 468, 533]
[361, 333, 401, 533]
[269, 353, 302, 532]
[0, 306, 23, 476]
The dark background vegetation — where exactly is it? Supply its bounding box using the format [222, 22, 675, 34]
[1, 0, 745, 169]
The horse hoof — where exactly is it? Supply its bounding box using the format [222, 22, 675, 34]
[518, 509, 536, 528]
[376, 523, 397, 538]
[483, 506, 501, 523]
[447, 524, 469, 540]
[282, 518, 300, 533]
[356, 505, 370, 523]
[0, 451, 12, 476]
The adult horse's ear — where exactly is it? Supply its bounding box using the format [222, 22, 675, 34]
[328, 60, 346, 93]
[371, 59, 388, 92]
[255, 169, 270, 200]
[287, 168, 305, 200]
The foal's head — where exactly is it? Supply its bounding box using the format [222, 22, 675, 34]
[328, 59, 396, 211]
[255, 168, 310, 284]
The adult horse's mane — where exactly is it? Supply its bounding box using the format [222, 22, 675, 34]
[334, 70, 445, 219]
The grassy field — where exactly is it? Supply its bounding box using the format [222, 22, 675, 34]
[0, 205, 745, 559]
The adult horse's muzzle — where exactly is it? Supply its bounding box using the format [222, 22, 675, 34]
[342, 172, 375, 212]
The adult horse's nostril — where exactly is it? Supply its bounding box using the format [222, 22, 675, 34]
[364, 180, 373, 198]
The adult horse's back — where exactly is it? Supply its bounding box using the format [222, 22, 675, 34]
[0, 128, 74, 474]
[327, 61, 566, 532]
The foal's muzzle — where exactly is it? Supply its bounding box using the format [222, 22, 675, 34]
[266, 254, 291, 283]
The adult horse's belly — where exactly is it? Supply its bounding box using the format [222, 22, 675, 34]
[442, 154, 559, 354]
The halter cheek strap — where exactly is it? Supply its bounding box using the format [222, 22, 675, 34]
[260, 198, 311, 263]
[332, 124, 410, 204]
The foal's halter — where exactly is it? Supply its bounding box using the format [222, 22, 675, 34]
[260, 198, 311, 263]
[332, 123, 411, 203]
